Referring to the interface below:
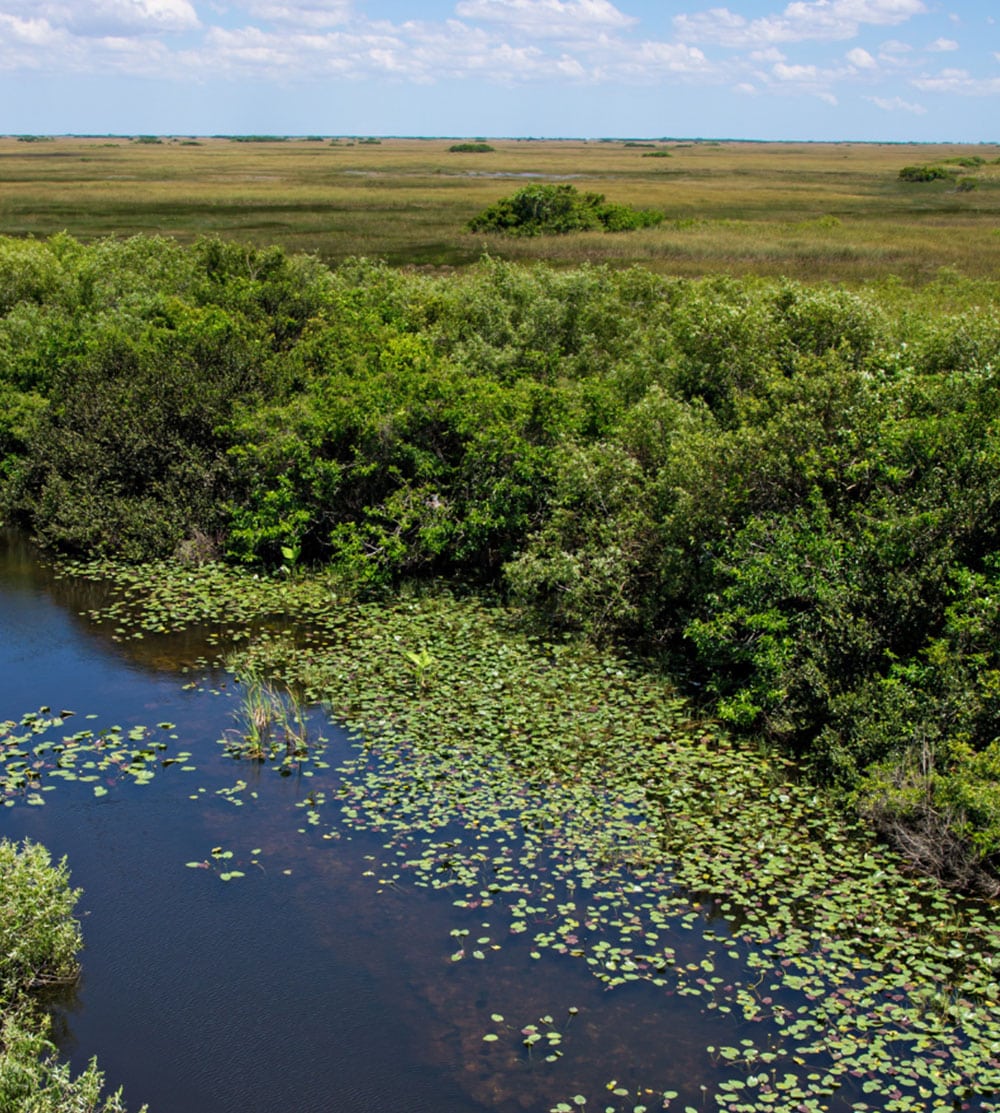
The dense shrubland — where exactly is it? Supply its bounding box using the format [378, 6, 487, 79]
[2, 233, 1000, 885]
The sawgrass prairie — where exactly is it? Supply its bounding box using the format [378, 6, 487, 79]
[2, 134, 999, 282]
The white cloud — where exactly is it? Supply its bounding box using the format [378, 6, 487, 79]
[235, 0, 352, 28]
[0, 0, 200, 36]
[867, 93, 925, 112]
[674, 0, 926, 48]
[749, 46, 785, 63]
[631, 40, 709, 73]
[2, 0, 984, 115]
[846, 46, 877, 68]
[554, 54, 586, 76]
[186, 17, 667, 83]
[0, 13, 60, 45]
[773, 60, 818, 80]
[927, 37, 957, 51]
[75, 0, 201, 35]
[0, 0, 713, 86]
[454, 0, 635, 38]
[912, 68, 1000, 96]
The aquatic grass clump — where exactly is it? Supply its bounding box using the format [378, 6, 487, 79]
[222, 669, 309, 762]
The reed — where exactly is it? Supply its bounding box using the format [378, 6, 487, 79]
[225, 671, 309, 761]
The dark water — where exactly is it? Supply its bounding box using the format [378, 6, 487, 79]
[12, 534, 993, 1113]
[0, 534, 488, 1113]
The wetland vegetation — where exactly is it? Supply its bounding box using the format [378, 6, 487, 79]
[2, 135, 1000, 278]
[1, 135, 1000, 1112]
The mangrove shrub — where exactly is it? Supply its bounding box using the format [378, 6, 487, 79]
[468, 184, 664, 236]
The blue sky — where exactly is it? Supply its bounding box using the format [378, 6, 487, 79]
[0, 0, 997, 140]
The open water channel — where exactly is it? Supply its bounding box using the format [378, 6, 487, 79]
[0, 531, 497, 1111]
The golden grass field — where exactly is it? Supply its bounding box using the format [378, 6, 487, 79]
[2, 134, 999, 283]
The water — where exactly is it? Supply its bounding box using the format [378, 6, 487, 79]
[1, 533, 724, 1113]
[8, 533, 985, 1113]
[0, 533, 484, 1113]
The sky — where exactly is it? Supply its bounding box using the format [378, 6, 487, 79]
[0, 0, 997, 141]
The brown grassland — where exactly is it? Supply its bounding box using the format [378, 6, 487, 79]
[1, 133, 999, 283]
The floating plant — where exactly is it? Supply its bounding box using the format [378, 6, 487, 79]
[17, 559, 1000, 1112]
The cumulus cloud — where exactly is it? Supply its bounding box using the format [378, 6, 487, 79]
[0, 0, 987, 122]
[867, 94, 925, 112]
[755, 56, 847, 102]
[188, 18, 652, 83]
[846, 46, 877, 68]
[234, 0, 353, 29]
[773, 61, 818, 80]
[0, 0, 200, 36]
[454, 0, 635, 38]
[674, 0, 926, 48]
[0, 12, 61, 46]
[912, 67, 1000, 95]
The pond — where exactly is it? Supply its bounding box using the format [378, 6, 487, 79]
[2, 531, 999, 1113]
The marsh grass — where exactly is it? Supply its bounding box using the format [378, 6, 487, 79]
[2, 135, 998, 280]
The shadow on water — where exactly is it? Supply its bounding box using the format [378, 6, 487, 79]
[0, 531, 722, 1113]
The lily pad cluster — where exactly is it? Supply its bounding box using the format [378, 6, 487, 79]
[0, 711, 191, 804]
[29, 559, 1000, 1112]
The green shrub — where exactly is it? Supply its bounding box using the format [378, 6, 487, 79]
[5, 236, 1000, 884]
[448, 142, 494, 153]
[467, 184, 663, 236]
[0, 1011, 146, 1113]
[0, 239, 66, 316]
[0, 839, 145, 1112]
[0, 840, 81, 1001]
[898, 164, 951, 182]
